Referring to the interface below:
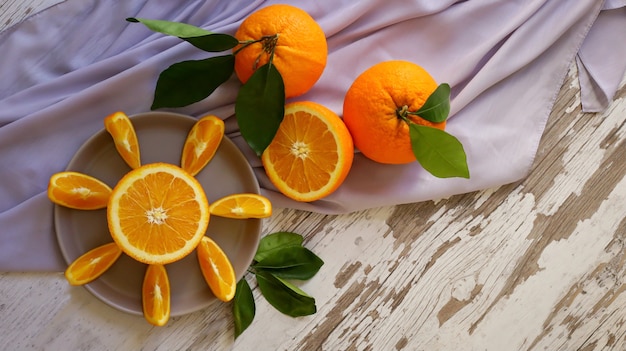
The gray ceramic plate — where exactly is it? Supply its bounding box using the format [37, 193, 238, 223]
[55, 111, 262, 316]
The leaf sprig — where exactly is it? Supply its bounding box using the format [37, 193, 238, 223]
[127, 17, 285, 156]
[233, 232, 323, 339]
[397, 83, 470, 178]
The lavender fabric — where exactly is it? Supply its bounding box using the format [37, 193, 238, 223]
[1, 0, 624, 271]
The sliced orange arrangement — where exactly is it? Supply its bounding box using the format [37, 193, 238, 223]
[48, 172, 112, 210]
[181, 115, 224, 176]
[142, 264, 170, 326]
[262, 101, 354, 202]
[107, 162, 210, 265]
[49, 112, 273, 326]
[64, 242, 122, 285]
[197, 236, 236, 302]
[209, 193, 272, 219]
[104, 111, 141, 169]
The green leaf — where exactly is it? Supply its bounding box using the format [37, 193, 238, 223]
[409, 124, 470, 179]
[184, 34, 239, 52]
[235, 63, 285, 156]
[233, 278, 255, 339]
[275, 275, 312, 299]
[414, 83, 451, 123]
[151, 54, 235, 109]
[127, 18, 238, 52]
[127, 17, 212, 36]
[255, 270, 316, 317]
[254, 232, 304, 262]
[254, 246, 324, 280]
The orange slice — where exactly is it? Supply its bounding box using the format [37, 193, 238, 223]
[64, 242, 122, 286]
[181, 115, 225, 176]
[107, 162, 210, 265]
[142, 264, 170, 326]
[261, 101, 354, 202]
[104, 111, 141, 169]
[197, 236, 236, 302]
[209, 193, 272, 219]
[48, 171, 112, 210]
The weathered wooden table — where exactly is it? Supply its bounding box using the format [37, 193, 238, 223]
[3, 1, 626, 350]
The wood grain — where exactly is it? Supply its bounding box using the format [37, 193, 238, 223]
[2, 2, 626, 350]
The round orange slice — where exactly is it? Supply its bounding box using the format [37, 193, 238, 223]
[181, 115, 225, 176]
[142, 264, 170, 326]
[261, 101, 354, 202]
[107, 162, 210, 265]
[48, 171, 112, 210]
[197, 236, 236, 302]
[209, 193, 272, 219]
[64, 242, 122, 286]
[104, 111, 141, 169]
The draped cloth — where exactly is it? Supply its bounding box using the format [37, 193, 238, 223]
[1, 0, 624, 271]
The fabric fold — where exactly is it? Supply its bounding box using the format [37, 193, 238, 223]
[1, 0, 624, 271]
[576, 6, 626, 112]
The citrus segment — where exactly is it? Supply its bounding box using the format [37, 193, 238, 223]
[142, 264, 171, 326]
[209, 193, 272, 219]
[261, 101, 354, 202]
[343, 60, 445, 164]
[48, 171, 112, 210]
[104, 111, 141, 169]
[197, 236, 236, 302]
[234, 4, 328, 98]
[64, 242, 122, 286]
[107, 163, 210, 265]
[181, 115, 224, 176]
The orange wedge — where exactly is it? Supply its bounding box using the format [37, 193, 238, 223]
[197, 236, 236, 302]
[107, 162, 210, 265]
[142, 264, 170, 326]
[104, 111, 141, 169]
[181, 115, 225, 176]
[261, 101, 354, 202]
[209, 193, 272, 219]
[64, 242, 122, 285]
[48, 171, 112, 210]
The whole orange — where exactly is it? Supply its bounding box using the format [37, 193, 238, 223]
[233, 4, 328, 99]
[342, 60, 446, 164]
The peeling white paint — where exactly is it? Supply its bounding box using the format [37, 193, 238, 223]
[470, 173, 626, 351]
[451, 275, 478, 301]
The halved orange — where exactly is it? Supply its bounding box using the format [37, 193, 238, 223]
[48, 171, 112, 210]
[209, 193, 272, 219]
[142, 264, 170, 326]
[107, 162, 210, 265]
[261, 101, 354, 202]
[64, 242, 122, 286]
[197, 236, 236, 302]
[104, 111, 141, 169]
[181, 115, 225, 176]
